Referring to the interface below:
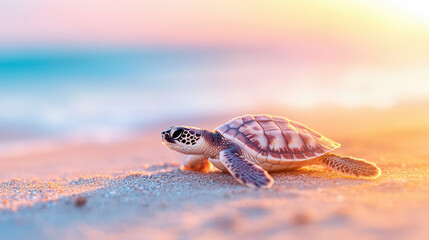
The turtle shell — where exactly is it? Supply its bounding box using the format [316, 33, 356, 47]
[215, 114, 340, 162]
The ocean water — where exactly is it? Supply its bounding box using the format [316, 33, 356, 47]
[0, 48, 305, 138]
[1, 47, 429, 152]
[0, 48, 226, 139]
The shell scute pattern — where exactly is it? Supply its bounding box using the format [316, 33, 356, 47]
[228, 117, 244, 128]
[238, 121, 266, 146]
[256, 149, 268, 164]
[242, 115, 256, 123]
[215, 114, 340, 162]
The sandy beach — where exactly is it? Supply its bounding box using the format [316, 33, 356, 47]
[1, 103, 428, 240]
[2, 0, 429, 239]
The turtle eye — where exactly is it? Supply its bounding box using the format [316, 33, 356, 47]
[171, 128, 183, 139]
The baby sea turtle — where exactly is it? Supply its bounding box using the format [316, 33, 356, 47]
[161, 114, 381, 188]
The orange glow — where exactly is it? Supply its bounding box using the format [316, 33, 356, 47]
[1, 1, 429, 238]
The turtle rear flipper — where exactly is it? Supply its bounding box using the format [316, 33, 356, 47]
[219, 148, 274, 188]
[319, 153, 381, 178]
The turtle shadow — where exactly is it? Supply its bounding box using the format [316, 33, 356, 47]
[268, 167, 375, 190]
[198, 167, 373, 190]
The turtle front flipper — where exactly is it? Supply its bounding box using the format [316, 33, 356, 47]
[219, 148, 274, 188]
[318, 153, 381, 178]
[183, 155, 212, 173]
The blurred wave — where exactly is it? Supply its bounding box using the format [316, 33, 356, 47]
[1, 47, 429, 153]
[0, 48, 222, 138]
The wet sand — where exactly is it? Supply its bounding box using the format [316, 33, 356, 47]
[0, 103, 428, 240]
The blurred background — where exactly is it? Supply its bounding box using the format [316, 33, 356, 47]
[1, 0, 429, 178]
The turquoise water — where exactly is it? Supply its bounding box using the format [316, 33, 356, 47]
[0, 48, 258, 142]
[2, 47, 427, 145]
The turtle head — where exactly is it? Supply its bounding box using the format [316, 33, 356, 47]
[161, 126, 209, 155]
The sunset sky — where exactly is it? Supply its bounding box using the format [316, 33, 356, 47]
[1, 0, 428, 50]
[1, 3, 429, 238]
[1, 0, 429, 142]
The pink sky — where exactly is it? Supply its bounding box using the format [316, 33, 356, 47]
[0, 0, 428, 76]
[1, 0, 428, 50]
